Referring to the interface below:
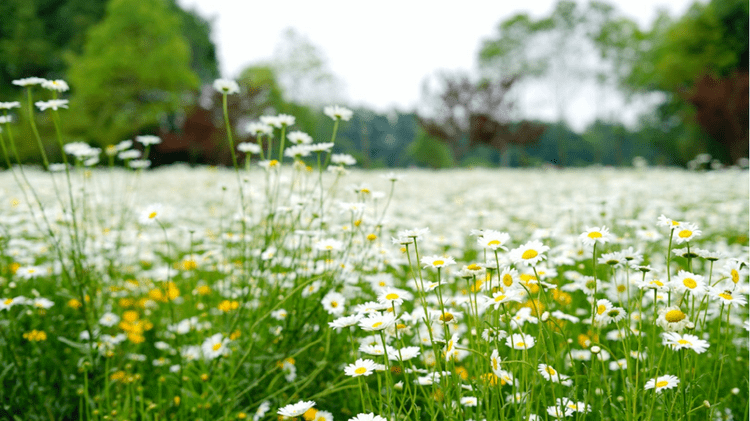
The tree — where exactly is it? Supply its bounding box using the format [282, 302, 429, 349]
[271, 28, 346, 107]
[625, 0, 748, 164]
[66, 0, 200, 146]
[418, 71, 545, 165]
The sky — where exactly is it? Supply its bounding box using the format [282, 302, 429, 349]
[177, 0, 703, 131]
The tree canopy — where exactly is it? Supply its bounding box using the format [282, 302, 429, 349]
[65, 0, 200, 146]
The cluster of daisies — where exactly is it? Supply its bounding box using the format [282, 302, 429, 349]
[1, 87, 748, 420]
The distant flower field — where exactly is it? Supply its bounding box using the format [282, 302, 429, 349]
[0, 78, 748, 421]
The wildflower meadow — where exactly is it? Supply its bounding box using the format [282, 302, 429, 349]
[0, 78, 748, 421]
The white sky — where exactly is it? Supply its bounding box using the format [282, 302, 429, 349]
[177, 0, 702, 130]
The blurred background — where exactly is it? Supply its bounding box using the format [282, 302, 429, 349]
[1, 0, 747, 168]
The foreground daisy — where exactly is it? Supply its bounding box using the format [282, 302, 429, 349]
[645, 374, 680, 393]
[505, 333, 536, 350]
[348, 414, 386, 421]
[278, 400, 316, 417]
[579, 226, 612, 247]
[509, 240, 550, 266]
[420, 255, 456, 269]
[344, 359, 377, 377]
[662, 332, 709, 354]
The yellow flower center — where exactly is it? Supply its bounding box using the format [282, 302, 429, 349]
[149, 212, 157, 219]
[269, 160, 279, 167]
[433, 260, 444, 266]
[354, 367, 367, 374]
[597, 304, 607, 315]
[3, 298, 12, 305]
[678, 230, 692, 238]
[467, 263, 481, 270]
[488, 240, 501, 246]
[212, 343, 222, 351]
[495, 295, 506, 302]
[731, 269, 739, 284]
[651, 280, 663, 287]
[617, 285, 626, 292]
[546, 367, 557, 376]
[503, 274, 513, 286]
[521, 250, 538, 260]
[372, 322, 383, 328]
[587, 232, 602, 239]
[330, 301, 338, 307]
[665, 309, 686, 323]
[325, 245, 333, 250]
[440, 313, 454, 322]
[677, 339, 691, 345]
[718, 293, 733, 301]
[682, 278, 697, 289]
[386, 293, 399, 300]
[516, 342, 526, 348]
[656, 381, 668, 388]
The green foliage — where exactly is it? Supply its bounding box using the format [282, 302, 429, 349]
[65, 0, 200, 146]
[627, 0, 748, 92]
[408, 128, 455, 169]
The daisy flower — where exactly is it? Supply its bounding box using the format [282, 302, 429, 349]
[460, 396, 478, 407]
[213, 78, 240, 94]
[509, 240, 550, 266]
[321, 291, 346, 316]
[598, 252, 625, 267]
[579, 226, 612, 247]
[138, 204, 163, 225]
[673, 222, 701, 244]
[201, 333, 230, 360]
[12, 77, 46, 87]
[15, 265, 44, 280]
[391, 346, 420, 361]
[41, 79, 69, 92]
[671, 271, 706, 295]
[344, 358, 377, 377]
[485, 289, 525, 310]
[247, 122, 273, 136]
[708, 288, 747, 307]
[324, 105, 353, 121]
[377, 287, 412, 306]
[99, 312, 120, 327]
[722, 259, 746, 285]
[35, 99, 69, 111]
[595, 305, 627, 326]
[546, 405, 574, 418]
[444, 333, 460, 361]
[662, 332, 709, 353]
[287, 130, 312, 144]
[645, 374, 680, 393]
[358, 313, 396, 332]
[237, 142, 262, 154]
[314, 238, 343, 252]
[656, 215, 681, 229]
[398, 227, 430, 240]
[538, 364, 570, 384]
[348, 413, 386, 421]
[328, 314, 362, 330]
[0, 101, 21, 109]
[331, 154, 357, 166]
[499, 267, 519, 288]
[556, 398, 591, 413]
[309, 142, 334, 153]
[278, 400, 316, 418]
[477, 230, 511, 251]
[420, 255, 456, 269]
[656, 306, 690, 332]
[275, 114, 295, 127]
[135, 135, 161, 146]
[506, 333, 536, 350]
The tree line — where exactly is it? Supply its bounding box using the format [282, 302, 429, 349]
[1, 0, 746, 168]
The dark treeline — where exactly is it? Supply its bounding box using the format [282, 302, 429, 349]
[1, 0, 746, 168]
